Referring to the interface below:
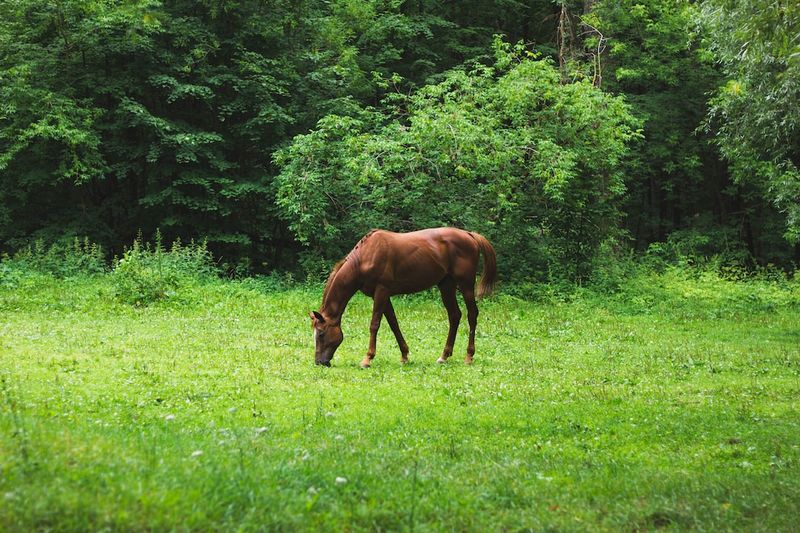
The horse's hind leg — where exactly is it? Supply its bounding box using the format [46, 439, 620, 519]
[437, 277, 461, 364]
[459, 283, 478, 365]
[384, 299, 410, 364]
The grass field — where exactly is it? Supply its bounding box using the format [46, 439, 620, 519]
[1, 270, 799, 531]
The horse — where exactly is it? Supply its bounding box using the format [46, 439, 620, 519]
[309, 227, 497, 368]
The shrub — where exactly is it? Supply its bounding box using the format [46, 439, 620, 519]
[587, 237, 639, 293]
[275, 38, 640, 283]
[111, 233, 217, 306]
[1, 237, 106, 279]
[643, 227, 751, 271]
[0, 261, 23, 288]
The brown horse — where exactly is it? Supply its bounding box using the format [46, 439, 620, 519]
[309, 227, 496, 367]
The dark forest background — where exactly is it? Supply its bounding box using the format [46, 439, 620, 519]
[1, 0, 798, 282]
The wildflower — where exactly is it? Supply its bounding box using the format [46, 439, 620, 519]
[191, 450, 203, 458]
[335, 476, 347, 485]
[165, 414, 175, 421]
[255, 426, 268, 435]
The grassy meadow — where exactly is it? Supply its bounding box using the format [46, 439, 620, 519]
[1, 269, 799, 531]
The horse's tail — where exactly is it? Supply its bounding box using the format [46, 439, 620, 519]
[471, 232, 497, 298]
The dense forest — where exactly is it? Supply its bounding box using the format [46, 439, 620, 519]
[1, 0, 798, 281]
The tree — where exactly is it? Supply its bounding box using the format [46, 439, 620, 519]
[0, 0, 561, 270]
[702, 0, 800, 243]
[275, 40, 640, 281]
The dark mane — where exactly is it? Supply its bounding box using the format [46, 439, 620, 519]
[322, 259, 346, 304]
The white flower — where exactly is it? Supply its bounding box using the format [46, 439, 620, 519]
[334, 434, 344, 441]
[228, 407, 237, 413]
[255, 426, 269, 435]
[307, 486, 319, 495]
[165, 414, 175, 421]
[335, 476, 347, 485]
[191, 450, 203, 458]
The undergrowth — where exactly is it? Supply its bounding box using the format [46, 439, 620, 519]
[110, 232, 217, 306]
[1, 234, 797, 313]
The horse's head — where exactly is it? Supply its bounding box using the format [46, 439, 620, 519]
[309, 311, 343, 366]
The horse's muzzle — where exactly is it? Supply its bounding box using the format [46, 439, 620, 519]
[315, 360, 331, 367]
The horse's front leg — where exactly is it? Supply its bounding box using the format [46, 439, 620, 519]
[384, 298, 410, 363]
[361, 288, 389, 368]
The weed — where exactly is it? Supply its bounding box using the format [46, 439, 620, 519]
[111, 231, 217, 306]
[1, 237, 105, 279]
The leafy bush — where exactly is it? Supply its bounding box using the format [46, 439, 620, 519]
[643, 227, 751, 271]
[275, 38, 640, 282]
[1, 237, 106, 279]
[587, 238, 639, 293]
[111, 233, 217, 306]
[0, 262, 23, 288]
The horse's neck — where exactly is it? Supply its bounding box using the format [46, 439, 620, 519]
[322, 261, 359, 322]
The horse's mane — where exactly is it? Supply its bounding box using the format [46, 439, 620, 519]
[322, 259, 346, 304]
[321, 229, 378, 305]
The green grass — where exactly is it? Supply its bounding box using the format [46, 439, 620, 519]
[1, 271, 799, 531]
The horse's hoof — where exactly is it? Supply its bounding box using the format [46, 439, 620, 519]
[436, 357, 447, 364]
[360, 361, 371, 369]
[464, 356, 474, 365]
[400, 358, 409, 365]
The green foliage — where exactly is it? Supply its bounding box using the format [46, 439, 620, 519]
[643, 226, 751, 269]
[0, 237, 105, 280]
[276, 40, 640, 281]
[0, 0, 561, 267]
[702, 0, 800, 242]
[587, 1, 733, 246]
[601, 265, 799, 318]
[0, 0, 797, 277]
[0, 263, 23, 289]
[110, 233, 217, 306]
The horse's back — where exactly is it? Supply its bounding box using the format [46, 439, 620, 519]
[356, 228, 480, 294]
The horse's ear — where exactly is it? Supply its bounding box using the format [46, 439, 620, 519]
[310, 311, 325, 324]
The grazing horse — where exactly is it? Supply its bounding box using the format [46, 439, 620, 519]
[309, 227, 496, 367]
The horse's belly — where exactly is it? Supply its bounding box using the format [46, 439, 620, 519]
[386, 268, 446, 295]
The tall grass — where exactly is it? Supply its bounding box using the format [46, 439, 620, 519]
[110, 232, 217, 306]
[0, 237, 105, 282]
